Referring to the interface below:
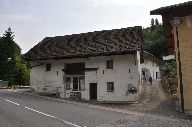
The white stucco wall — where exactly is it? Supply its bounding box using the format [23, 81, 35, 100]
[30, 53, 141, 102]
[140, 55, 160, 80]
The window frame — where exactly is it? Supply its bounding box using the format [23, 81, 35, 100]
[107, 82, 114, 92]
[106, 60, 113, 69]
[65, 77, 71, 90]
[68, 76, 85, 91]
[79, 76, 85, 91]
[46, 63, 51, 71]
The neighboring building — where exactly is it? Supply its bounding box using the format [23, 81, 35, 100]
[24, 26, 145, 102]
[151, 1, 192, 113]
[0, 80, 8, 88]
[141, 51, 160, 80]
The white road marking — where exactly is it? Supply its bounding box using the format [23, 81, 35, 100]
[3, 98, 84, 127]
[24, 106, 82, 127]
[5, 99, 20, 106]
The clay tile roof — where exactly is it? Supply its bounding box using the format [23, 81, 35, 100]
[150, 1, 192, 15]
[24, 26, 143, 60]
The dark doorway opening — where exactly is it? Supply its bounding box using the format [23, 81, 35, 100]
[90, 83, 97, 100]
[142, 70, 146, 79]
[156, 72, 158, 79]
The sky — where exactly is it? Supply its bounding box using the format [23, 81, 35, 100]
[0, 0, 190, 53]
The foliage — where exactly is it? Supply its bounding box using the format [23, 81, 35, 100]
[0, 28, 30, 86]
[143, 18, 166, 58]
[143, 19, 177, 78]
[159, 60, 177, 78]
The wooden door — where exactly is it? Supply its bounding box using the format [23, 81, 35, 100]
[90, 83, 97, 100]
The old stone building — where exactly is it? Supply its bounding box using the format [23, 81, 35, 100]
[141, 51, 160, 80]
[151, 1, 192, 113]
[24, 26, 159, 102]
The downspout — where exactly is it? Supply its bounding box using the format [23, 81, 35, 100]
[170, 17, 184, 113]
[138, 26, 144, 97]
[175, 26, 184, 113]
[63, 64, 66, 98]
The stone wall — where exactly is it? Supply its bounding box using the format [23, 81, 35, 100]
[140, 53, 160, 80]
[30, 53, 141, 102]
[174, 15, 192, 111]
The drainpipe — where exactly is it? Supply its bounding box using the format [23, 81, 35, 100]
[170, 17, 184, 113]
[175, 26, 184, 113]
[62, 65, 66, 98]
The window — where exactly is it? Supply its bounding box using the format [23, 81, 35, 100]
[79, 76, 85, 91]
[106, 60, 113, 69]
[66, 63, 85, 75]
[46, 63, 51, 71]
[107, 82, 114, 92]
[66, 77, 71, 90]
[72, 76, 85, 91]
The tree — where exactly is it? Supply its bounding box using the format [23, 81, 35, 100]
[0, 28, 20, 81]
[150, 18, 156, 31]
[160, 60, 177, 78]
[0, 27, 30, 86]
[155, 18, 159, 26]
[143, 19, 177, 78]
[3, 27, 15, 40]
[150, 18, 155, 26]
[143, 18, 166, 58]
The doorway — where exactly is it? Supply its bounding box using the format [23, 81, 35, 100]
[90, 83, 97, 100]
[156, 72, 158, 79]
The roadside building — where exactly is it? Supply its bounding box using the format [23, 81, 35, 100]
[151, 1, 192, 113]
[141, 51, 160, 81]
[0, 80, 8, 88]
[24, 26, 155, 102]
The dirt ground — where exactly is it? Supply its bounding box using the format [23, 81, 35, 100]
[103, 79, 192, 120]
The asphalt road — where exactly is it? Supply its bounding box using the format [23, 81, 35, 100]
[0, 89, 192, 127]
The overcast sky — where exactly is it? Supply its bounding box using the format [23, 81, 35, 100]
[0, 0, 190, 53]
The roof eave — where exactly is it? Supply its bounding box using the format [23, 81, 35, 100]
[150, 3, 192, 16]
[25, 50, 140, 61]
[150, 10, 165, 15]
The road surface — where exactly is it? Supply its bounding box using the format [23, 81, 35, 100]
[0, 89, 192, 127]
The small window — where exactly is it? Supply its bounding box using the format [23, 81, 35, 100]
[46, 63, 51, 71]
[79, 76, 85, 91]
[107, 82, 114, 92]
[66, 77, 71, 90]
[106, 60, 113, 69]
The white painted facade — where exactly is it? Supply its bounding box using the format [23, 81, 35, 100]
[30, 52, 142, 102]
[140, 52, 160, 80]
